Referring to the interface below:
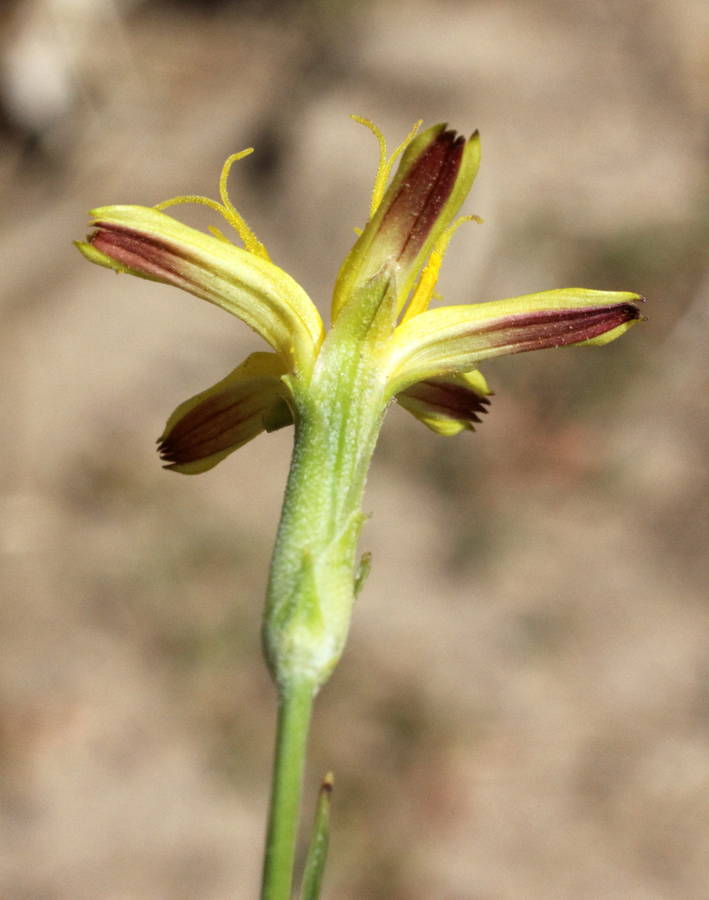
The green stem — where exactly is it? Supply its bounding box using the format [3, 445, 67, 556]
[261, 677, 317, 900]
[259, 287, 394, 898]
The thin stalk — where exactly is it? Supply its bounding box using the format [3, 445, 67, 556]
[261, 678, 317, 900]
[299, 773, 334, 900]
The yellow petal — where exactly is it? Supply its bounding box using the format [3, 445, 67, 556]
[397, 369, 491, 435]
[158, 352, 292, 474]
[77, 206, 324, 377]
[332, 126, 481, 321]
[386, 289, 644, 397]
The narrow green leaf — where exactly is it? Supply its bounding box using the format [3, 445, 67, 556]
[299, 773, 334, 900]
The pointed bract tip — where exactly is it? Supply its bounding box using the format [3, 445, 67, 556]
[321, 773, 334, 795]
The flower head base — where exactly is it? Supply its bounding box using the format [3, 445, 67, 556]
[77, 117, 643, 474]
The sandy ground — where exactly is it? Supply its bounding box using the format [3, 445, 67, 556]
[1, 0, 709, 898]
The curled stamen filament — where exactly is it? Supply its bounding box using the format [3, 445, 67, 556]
[155, 149, 270, 260]
[351, 116, 422, 218]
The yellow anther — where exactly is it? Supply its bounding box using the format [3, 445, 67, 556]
[154, 149, 270, 261]
[351, 115, 422, 218]
[399, 215, 483, 325]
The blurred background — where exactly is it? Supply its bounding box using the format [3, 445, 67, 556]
[1, 0, 709, 897]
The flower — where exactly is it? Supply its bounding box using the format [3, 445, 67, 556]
[77, 118, 643, 473]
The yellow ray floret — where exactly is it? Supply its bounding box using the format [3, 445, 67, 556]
[78, 205, 324, 376]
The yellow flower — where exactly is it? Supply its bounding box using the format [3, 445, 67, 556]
[77, 120, 647, 891]
[77, 118, 642, 473]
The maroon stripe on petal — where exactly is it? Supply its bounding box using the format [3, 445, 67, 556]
[159, 393, 261, 465]
[400, 378, 491, 424]
[90, 224, 201, 287]
[379, 130, 465, 266]
[476, 303, 643, 353]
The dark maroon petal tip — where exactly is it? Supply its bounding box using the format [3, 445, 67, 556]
[158, 394, 257, 466]
[399, 377, 492, 427]
[90, 224, 195, 284]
